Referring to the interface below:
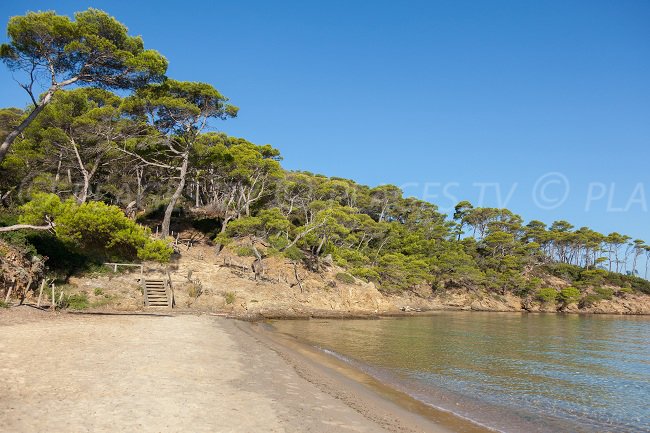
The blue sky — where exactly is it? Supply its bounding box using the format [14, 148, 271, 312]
[1, 1, 649, 242]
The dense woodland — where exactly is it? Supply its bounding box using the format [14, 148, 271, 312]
[1, 9, 649, 305]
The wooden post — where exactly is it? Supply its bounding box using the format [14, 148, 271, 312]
[142, 279, 149, 307]
[36, 279, 46, 307]
[4, 281, 15, 304]
[19, 277, 32, 305]
[50, 283, 55, 311]
[166, 269, 174, 309]
[113, 263, 118, 272]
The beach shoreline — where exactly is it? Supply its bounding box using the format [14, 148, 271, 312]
[0, 307, 490, 433]
[241, 318, 495, 433]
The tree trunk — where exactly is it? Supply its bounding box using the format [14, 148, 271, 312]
[136, 166, 144, 210]
[161, 152, 189, 238]
[0, 88, 56, 163]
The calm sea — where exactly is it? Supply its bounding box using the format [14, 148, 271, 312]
[271, 313, 650, 433]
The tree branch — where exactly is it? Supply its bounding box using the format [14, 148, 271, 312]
[0, 222, 54, 232]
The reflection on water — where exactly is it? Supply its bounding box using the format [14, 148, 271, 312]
[272, 313, 650, 433]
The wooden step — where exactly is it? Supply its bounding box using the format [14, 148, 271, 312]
[143, 278, 172, 308]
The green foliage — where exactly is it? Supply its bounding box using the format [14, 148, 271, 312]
[0, 300, 9, 308]
[187, 284, 200, 299]
[333, 248, 369, 268]
[0, 229, 38, 257]
[224, 291, 236, 304]
[235, 246, 256, 257]
[375, 253, 429, 292]
[559, 286, 581, 305]
[137, 238, 173, 263]
[268, 234, 289, 251]
[1, 9, 167, 89]
[349, 267, 381, 283]
[545, 263, 582, 281]
[90, 294, 115, 308]
[1, 8, 649, 302]
[594, 287, 614, 300]
[607, 274, 650, 294]
[213, 233, 233, 247]
[335, 272, 356, 285]
[579, 269, 607, 286]
[580, 294, 603, 308]
[283, 245, 304, 261]
[514, 277, 542, 297]
[93, 288, 104, 296]
[19, 193, 171, 262]
[536, 288, 558, 303]
[18, 192, 66, 224]
[431, 246, 485, 289]
[64, 292, 89, 310]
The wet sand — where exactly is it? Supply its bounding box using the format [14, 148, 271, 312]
[0, 309, 489, 432]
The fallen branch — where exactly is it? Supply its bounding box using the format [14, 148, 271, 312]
[0, 223, 53, 232]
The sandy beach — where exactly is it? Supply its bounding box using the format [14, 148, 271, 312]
[0, 308, 487, 433]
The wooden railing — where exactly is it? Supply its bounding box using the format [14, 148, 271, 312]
[103, 262, 144, 275]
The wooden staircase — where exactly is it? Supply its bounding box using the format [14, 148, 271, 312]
[143, 279, 173, 308]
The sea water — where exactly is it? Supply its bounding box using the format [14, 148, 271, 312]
[271, 313, 650, 432]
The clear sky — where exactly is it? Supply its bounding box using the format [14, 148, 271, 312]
[1, 1, 649, 242]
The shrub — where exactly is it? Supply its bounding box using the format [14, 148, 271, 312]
[268, 234, 289, 250]
[90, 294, 115, 308]
[618, 287, 634, 295]
[559, 286, 581, 305]
[349, 267, 380, 283]
[94, 288, 104, 296]
[545, 263, 582, 281]
[335, 272, 356, 284]
[65, 293, 89, 310]
[536, 287, 558, 303]
[513, 277, 541, 297]
[137, 238, 173, 263]
[283, 245, 304, 261]
[187, 283, 202, 299]
[624, 276, 650, 294]
[19, 194, 172, 263]
[224, 291, 236, 304]
[580, 294, 602, 308]
[333, 248, 369, 268]
[236, 246, 256, 257]
[579, 269, 607, 286]
[594, 287, 614, 300]
[213, 232, 232, 247]
[0, 300, 9, 308]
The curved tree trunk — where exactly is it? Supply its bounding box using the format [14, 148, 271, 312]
[161, 153, 189, 238]
[0, 89, 56, 163]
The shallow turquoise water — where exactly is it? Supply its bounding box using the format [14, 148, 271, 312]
[271, 313, 650, 433]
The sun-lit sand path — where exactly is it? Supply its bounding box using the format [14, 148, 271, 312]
[0, 313, 390, 433]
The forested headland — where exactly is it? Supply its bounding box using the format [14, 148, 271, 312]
[1, 9, 649, 312]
